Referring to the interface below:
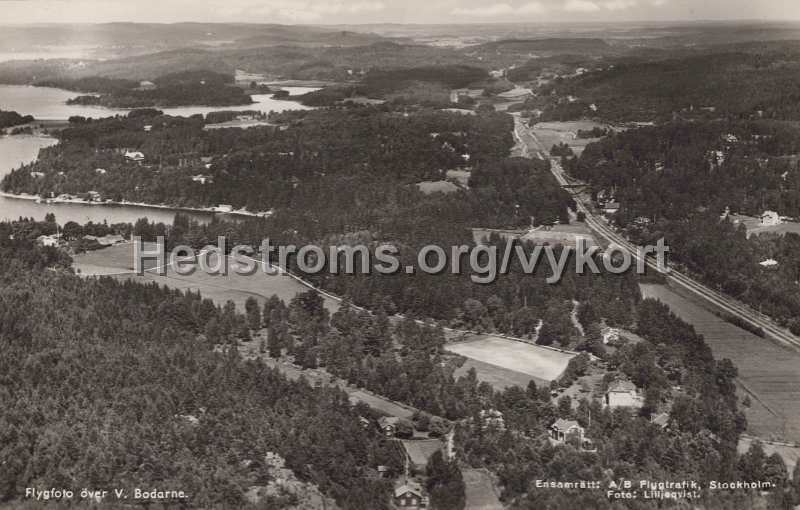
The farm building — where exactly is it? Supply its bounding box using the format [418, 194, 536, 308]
[605, 379, 644, 409]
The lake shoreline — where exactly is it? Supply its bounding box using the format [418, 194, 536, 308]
[0, 190, 273, 220]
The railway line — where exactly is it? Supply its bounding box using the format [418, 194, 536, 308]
[513, 116, 800, 352]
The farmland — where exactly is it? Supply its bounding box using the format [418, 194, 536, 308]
[738, 437, 800, 474]
[462, 468, 503, 510]
[641, 283, 800, 442]
[454, 357, 546, 390]
[520, 223, 599, 248]
[72, 242, 341, 312]
[529, 120, 612, 156]
[416, 180, 460, 194]
[446, 335, 574, 384]
[402, 439, 447, 470]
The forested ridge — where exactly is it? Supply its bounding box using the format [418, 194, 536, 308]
[533, 48, 800, 122]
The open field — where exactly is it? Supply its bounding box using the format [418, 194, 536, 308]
[520, 223, 599, 248]
[738, 437, 800, 474]
[72, 242, 340, 312]
[402, 439, 446, 470]
[455, 357, 546, 389]
[446, 169, 471, 186]
[471, 223, 598, 248]
[641, 283, 800, 442]
[747, 222, 800, 237]
[416, 180, 460, 194]
[462, 468, 503, 510]
[726, 214, 800, 238]
[530, 120, 609, 156]
[446, 335, 574, 383]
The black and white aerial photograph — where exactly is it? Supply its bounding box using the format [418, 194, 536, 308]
[1, 0, 800, 508]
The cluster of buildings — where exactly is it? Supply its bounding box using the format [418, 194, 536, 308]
[596, 189, 619, 215]
[549, 377, 668, 451]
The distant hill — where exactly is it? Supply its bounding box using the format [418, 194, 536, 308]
[0, 42, 481, 83]
[0, 23, 392, 59]
[467, 38, 621, 68]
[472, 38, 616, 55]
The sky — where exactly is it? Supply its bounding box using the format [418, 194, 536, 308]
[0, 0, 797, 25]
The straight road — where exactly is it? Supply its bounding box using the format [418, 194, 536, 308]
[513, 116, 800, 352]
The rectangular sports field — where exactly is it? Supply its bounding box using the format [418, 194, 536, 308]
[446, 335, 574, 385]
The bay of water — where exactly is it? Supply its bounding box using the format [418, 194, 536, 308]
[0, 84, 317, 120]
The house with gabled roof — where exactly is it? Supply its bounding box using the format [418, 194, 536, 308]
[377, 416, 398, 437]
[394, 481, 424, 508]
[550, 418, 584, 444]
[124, 150, 145, 162]
[605, 379, 644, 408]
[650, 413, 670, 430]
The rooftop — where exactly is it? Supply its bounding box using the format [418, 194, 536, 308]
[607, 379, 637, 393]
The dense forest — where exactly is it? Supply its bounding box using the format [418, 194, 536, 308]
[56, 70, 253, 108]
[0, 235, 406, 509]
[566, 120, 800, 327]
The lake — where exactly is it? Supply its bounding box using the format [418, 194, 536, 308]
[0, 84, 318, 225]
[0, 84, 318, 120]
